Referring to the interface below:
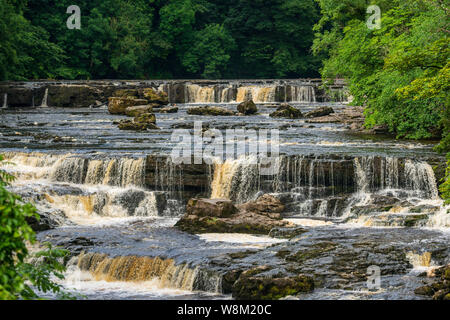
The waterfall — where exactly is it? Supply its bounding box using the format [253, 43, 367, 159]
[210, 155, 260, 203]
[43, 189, 165, 222]
[404, 159, 439, 199]
[186, 84, 216, 103]
[288, 86, 316, 103]
[181, 82, 319, 103]
[2, 93, 7, 109]
[40, 88, 49, 107]
[235, 86, 276, 103]
[75, 252, 222, 293]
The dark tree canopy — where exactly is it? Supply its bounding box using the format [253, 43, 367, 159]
[0, 0, 321, 80]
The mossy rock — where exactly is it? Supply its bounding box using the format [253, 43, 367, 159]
[187, 106, 236, 116]
[237, 100, 258, 115]
[143, 88, 169, 105]
[404, 214, 429, 227]
[108, 97, 148, 115]
[232, 274, 314, 300]
[114, 89, 140, 98]
[286, 242, 337, 262]
[134, 112, 156, 125]
[125, 105, 153, 117]
[269, 104, 303, 119]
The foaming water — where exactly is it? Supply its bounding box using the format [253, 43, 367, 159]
[74, 252, 223, 293]
[48, 265, 226, 300]
[198, 233, 287, 245]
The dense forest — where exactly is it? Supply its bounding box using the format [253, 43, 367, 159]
[0, 1, 448, 151]
[0, 0, 321, 79]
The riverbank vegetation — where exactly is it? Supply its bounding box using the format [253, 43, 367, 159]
[0, 155, 73, 300]
[313, 0, 449, 200]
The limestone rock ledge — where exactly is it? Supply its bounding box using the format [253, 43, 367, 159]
[175, 195, 294, 235]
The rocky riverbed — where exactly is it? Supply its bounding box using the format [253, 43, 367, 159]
[0, 81, 448, 300]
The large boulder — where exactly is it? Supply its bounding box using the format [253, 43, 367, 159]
[187, 106, 236, 116]
[238, 194, 285, 218]
[269, 103, 303, 119]
[26, 207, 69, 232]
[134, 112, 156, 125]
[118, 119, 159, 131]
[186, 198, 238, 218]
[143, 88, 169, 105]
[175, 195, 293, 234]
[113, 89, 140, 98]
[108, 97, 148, 115]
[237, 100, 258, 115]
[305, 106, 334, 118]
[117, 112, 158, 131]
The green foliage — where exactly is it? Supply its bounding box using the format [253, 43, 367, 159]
[314, 0, 449, 144]
[0, 0, 64, 80]
[441, 154, 450, 205]
[0, 155, 74, 300]
[182, 24, 236, 78]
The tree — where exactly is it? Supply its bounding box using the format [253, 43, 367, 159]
[314, 0, 449, 142]
[182, 24, 236, 78]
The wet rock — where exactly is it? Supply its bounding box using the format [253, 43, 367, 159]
[108, 97, 149, 115]
[186, 198, 238, 218]
[175, 196, 293, 235]
[232, 271, 314, 300]
[157, 106, 178, 114]
[238, 194, 285, 218]
[26, 208, 68, 232]
[305, 106, 334, 118]
[269, 227, 307, 239]
[269, 104, 303, 119]
[415, 264, 450, 299]
[237, 100, 258, 115]
[143, 88, 169, 105]
[118, 119, 159, 131]
[187, 106, 236, 116]
[124, 105, 153, 117]
[134, 112, 156, 125]
[113, 89, 140, 98]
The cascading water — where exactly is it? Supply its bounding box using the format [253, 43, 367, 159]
[1, 152, 173, 223]
[72, 252, 222, 293]
[207, 154, 445, 225]
[181, 82, 321, 103]
[210, 155, 260, 203]
[2, 93, 7, 109]
[40, 88, 48, 108]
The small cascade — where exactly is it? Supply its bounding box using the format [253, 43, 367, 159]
[210, 155, 260, 203]
[404, 159, 439, 199]
[40, 88, 49, 108]
[75, 252, 222, 293]
[43, 189, 166, 222]
[186, 84, 216, 103]
[153, 157, 184, 201]
[235, 86, 276, 103]
[2, 93, 7, 109]
[206, 154, 442, 220]
[177, 82, 321, 104]
[288, 85, 316, 103]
